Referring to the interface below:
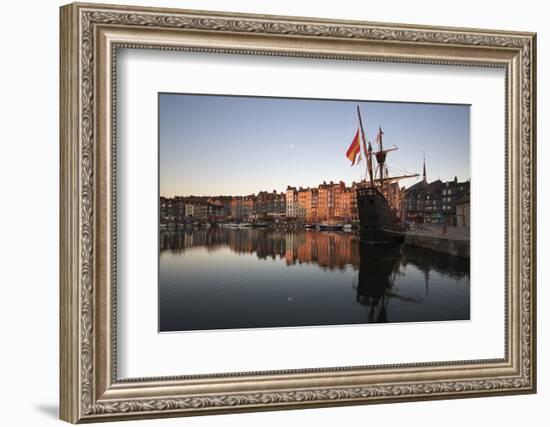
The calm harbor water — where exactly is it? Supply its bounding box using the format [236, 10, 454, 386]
[159, 228, 470, 332]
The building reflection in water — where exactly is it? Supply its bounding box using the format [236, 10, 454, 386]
[160, 227, 469, 325]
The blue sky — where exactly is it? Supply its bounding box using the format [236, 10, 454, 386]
[159, 93, 470, 197]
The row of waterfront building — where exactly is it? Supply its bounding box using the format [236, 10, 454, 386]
[160, 191, 286, 224]
[160, 177, 470, 226]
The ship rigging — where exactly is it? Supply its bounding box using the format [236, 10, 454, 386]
[347, 105, 419, 244]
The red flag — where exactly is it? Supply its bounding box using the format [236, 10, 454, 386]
[346, 129, 361, 166]
[361, 130, 369, 159]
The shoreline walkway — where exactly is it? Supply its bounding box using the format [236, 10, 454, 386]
[405, 224, 470, 258]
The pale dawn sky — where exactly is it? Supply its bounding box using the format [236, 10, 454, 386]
[159, 93, 470, 197]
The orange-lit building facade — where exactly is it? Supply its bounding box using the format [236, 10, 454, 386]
[296, 187, 318, 222]
[286, 181, 358, 222]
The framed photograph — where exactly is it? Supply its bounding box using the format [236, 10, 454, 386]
[60, 2, 536, 423]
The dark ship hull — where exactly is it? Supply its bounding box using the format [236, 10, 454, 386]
[356, 186, 404, 244]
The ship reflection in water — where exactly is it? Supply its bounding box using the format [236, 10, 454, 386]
[159, 228, 470, 332]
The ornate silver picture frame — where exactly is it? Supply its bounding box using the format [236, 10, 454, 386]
[60, 2, 536, 423]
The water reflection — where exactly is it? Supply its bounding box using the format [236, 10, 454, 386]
[159, 228, 470, 331]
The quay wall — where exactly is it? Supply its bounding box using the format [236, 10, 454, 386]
[404, 233, 470, 259]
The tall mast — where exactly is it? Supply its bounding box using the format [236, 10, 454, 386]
[376, 125, 385, 192]
[356, 106, 374, 186]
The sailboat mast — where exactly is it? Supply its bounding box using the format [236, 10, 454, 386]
[378, 126, 384, 192]
[356, 106, 374, 186]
